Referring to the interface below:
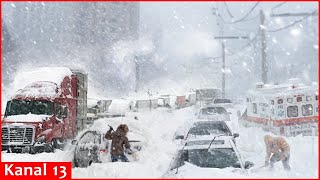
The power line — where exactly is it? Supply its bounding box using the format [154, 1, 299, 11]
[267, 10, 318, 32]
[223, 2, 234, 18]
[271, 2, 286, 11]
[208, 29, 260, 60]
[222, 2, 260, 24]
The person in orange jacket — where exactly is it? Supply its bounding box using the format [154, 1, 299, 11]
[264, 135, 291, 171]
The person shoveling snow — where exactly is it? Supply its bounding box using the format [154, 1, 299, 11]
[105, 124, 138, 162]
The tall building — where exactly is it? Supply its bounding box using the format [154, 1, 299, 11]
[74, 2, 140, 47]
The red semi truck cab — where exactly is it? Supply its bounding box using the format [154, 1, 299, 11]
[2, 67, 87, 153]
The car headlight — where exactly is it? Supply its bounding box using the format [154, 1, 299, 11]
[36, 136, 45, 143]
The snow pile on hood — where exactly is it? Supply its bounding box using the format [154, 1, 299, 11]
[13, 67, 72, 92]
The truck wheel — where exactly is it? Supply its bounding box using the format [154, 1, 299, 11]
[52, 138, 59, 149]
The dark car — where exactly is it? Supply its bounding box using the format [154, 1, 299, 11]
[72, 130, 143, 168]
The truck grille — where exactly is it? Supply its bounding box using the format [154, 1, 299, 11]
[2, 127, 34, 145]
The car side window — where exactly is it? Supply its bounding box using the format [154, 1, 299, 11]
[94, 134, 101, 144]
[79, 132, 95, 144]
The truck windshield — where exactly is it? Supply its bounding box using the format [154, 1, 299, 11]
[186, 148, 240, 168]
[5, 100, 54, 116]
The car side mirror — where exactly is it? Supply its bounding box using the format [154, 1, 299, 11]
[233, 133, 239, 138]
[244, 161, 254, 169]
[175, 135, 184, 140]
[71, 139, 78, 145]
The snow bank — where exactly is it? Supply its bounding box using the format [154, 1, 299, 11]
[72, 107, 198, 178]
[13, 67, 72, 92]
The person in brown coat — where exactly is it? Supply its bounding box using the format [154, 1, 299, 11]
[264, 135, 291, 171]
[105, 124, 132, 162]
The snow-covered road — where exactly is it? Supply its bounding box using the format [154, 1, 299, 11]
[2, 105, 318, 178]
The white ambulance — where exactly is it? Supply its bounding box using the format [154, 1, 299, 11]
[240, 79, 318, 136]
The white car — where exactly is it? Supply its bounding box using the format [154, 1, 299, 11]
[71, 118, 146, 167]
[175, 120, 237, 140]
[197, 106, 231, 121]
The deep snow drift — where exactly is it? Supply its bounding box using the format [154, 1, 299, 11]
[2, 105, 318, 178]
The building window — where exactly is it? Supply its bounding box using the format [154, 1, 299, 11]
[297, 97, 302, 102]
[287, 98, 293, 103]
[277, 99, 283, 104]
[287, 106, 298, 118]
[302, 104, 313, 116]
[253, 103, 257, 114]
[270, 100, 274, 105]
[306, 96, 312, 101]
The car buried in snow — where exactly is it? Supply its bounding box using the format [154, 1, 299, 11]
[169, 135, 254, 175]
[71, 118, 145, 168]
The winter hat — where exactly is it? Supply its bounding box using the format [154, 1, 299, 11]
[264, 135, 273, 144]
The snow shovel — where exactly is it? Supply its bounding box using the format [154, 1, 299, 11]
[127, 148, 139, 161]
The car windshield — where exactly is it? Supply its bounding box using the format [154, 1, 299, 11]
[186, 148, 241, 168]
[4, 99, 54, 116]
[201, 107, 227, 115]
[189, 122, 231, 136]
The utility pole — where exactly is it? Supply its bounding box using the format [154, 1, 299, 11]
[134, 55, 139, 93]
[222, 42, 225, 98]
[214, 4, 250, 98]
[260, 10, 268, 84]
